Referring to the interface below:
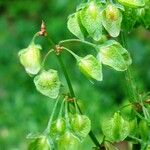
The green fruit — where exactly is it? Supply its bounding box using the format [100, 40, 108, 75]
[34, 69, 61, 99]
[51, 118, 66, 137]
[80, 1, 103, 41]
[67, 12, 85, 40]
[102, 4, 122, 37]
[78, 55, 103, 81]
[18, 43, 41, 75]
[97, 40, 132, 71]
[102, 112, 129, 142]
[57, 131, 80, 150]
[70, 114, 91, 140]
[28, 136, 53, 150]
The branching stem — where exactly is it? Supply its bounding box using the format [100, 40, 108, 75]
[46, 35, 100, 147]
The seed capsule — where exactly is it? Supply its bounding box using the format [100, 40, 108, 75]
[102, 4, 122, 37]
[34, 69, 61, 99]
[80, 1, 103, 41]
[51, 118, 66, 137]
[28, 136, 53, 150]
[70, 114, 91, 140]
[78, 55, 103, 81]
[105, 5, 120, 21]
[97, 40, 132, 71]
[57, 131, 80, 150]
[18, 43, 41, 75]
[102, 112, 129, 142]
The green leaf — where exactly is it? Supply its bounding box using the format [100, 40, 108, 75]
[117, 0, 145, 8]
[50, 118, 66, 137]
[18, 43, 41, 75]
[102, 112, 129, 142]
[102, 4, 122, 37]
[57, 131, 80, 150]
[28, 136, 53, 150]
[70, 114, 91, 140]
[80, 1, 103, 41]
[67, 12, 85, 40]
[97, 40, 132, 71]
[34, 69, 61, 99]
[78, 55, 103, 81]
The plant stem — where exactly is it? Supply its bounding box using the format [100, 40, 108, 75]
[42, 49, 54, 68]
[59, 39, 96, 48]
[45, 96, 60, 133]
[30, 32, 40, 44]
[56, 54, 100, 147]
[62, 46, 81, 61]
[119, 31, 138, 102]
[65, 99, 70, 129]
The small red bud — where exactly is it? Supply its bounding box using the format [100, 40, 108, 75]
[39, 20, 47, 36]
[55, 45, 63, 55]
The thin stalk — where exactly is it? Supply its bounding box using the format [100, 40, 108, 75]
[74, 98, 79, 114]
[128, 136, 142, 144]
[30, 32, 40, 44]
[119, 103, 132, 111]
[119, 32, 138, 102]
[45, 96, 60, 134]
[42, 49, 54, 68]
[59, 39, 96, 49]
[65, 100, 70, 129]
[58, 98, 65, 118]
[62, 46, 81, 61]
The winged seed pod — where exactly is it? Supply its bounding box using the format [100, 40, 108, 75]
[57, 131, 80, 150]
[67, 12, 85, 40]
[28, 136, 53, 150]
[34, 69, 61, 99]
[117, 0, 145, 8]
[102, 112, 129, 142]
[97, 40, 132, 71]
[70, 114, 91, 140]
[18, 43, 41, 75]
[78, 55, 103, 81]
[50, 118, 66, 137]
[80, 1, 103, 41]
[102, 4, 122, 37]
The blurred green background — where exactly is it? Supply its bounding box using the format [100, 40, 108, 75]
[0, 0, 150, 149]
